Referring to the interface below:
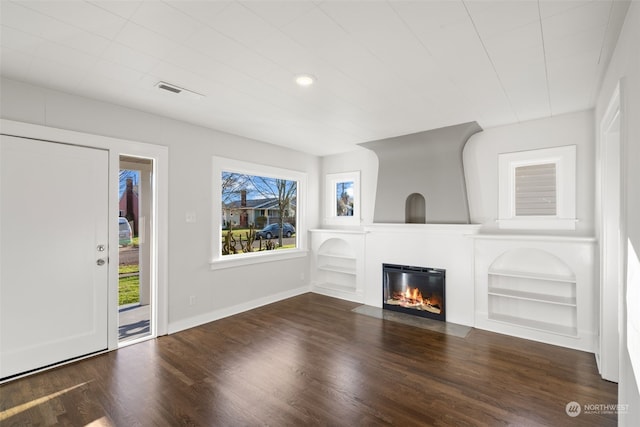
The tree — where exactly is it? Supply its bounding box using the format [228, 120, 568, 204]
[246, 176, 296, 247]
[220, 172, 297, 247]
[221, 172, 251, 227]
[273, 178, 297, 247]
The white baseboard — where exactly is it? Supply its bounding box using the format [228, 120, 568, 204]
[168, 285, 311, 334]
[475, 316, 596, 353]
[311, 283, 364, 304]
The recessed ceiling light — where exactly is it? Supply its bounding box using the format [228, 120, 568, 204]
[295, 74, 316, 87]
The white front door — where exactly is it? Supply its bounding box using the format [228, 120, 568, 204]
[1, 135, 109, 379]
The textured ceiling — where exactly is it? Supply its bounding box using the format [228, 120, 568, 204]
[0, 0, 631, 156]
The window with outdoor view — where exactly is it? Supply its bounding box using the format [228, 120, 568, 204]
[211, 156, 307, 268]
[221, 172, 297, 255]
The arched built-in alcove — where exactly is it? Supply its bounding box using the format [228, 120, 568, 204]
[489, 248, 575, 279]
[315, 237, 357, 292]
[487, 247, 577, 336]
[405, 193, 426, 224]
[317, 238, 354, 258]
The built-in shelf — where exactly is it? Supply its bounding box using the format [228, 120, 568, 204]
[318, 253, 356, 260]
[488, 288, 576, 306]
[317, 264, 356, 275]
[488, 313, 578, 337]
[317, 253, 356, 275]
[314, 282, 359, 293]
[475, 239, 596, 353]
[488, 269, 575, 283]
[472, 234, 596, 243]
[486, 248, 579, 339]
[310, 230, 366, 302]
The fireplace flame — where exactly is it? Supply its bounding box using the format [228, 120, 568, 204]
[403, 287, 423, 304]
[388, 287, 441, 315]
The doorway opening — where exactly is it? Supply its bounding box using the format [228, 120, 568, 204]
[119, 156, 154, 343]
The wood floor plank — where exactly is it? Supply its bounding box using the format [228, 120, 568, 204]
[1, 293, 617, 426]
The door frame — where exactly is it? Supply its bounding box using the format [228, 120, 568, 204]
[596, 82, 626, 382]
[0, 119, 168, 350]
[119, 156, 154, 344]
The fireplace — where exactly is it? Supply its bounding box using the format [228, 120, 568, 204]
[382, 264, 446, 321]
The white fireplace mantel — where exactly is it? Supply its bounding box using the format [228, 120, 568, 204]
[364, 223, 482, 234]
[309, 224, 480, 326]
[361, 223, 479, 327]
[309, 225, 479, 326]
[310, 225, 598, 351]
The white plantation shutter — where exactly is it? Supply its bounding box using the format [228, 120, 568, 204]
[498, 146, 575, 229]
[514, 163, 557, 216]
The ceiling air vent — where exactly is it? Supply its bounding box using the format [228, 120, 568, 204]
[157, 82, 182, 94]
[154, 81, 204, 100]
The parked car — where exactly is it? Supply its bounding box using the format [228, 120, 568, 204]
[119, 217, 133, 246]
[256, 223, 295, 239]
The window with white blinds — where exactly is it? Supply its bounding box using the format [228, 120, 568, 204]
[498, 145, 576, 230]
[514, 163, 557, 216]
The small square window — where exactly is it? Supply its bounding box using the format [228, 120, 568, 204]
[514, 163, 557, 216]
[498, 146, 576, 230]
[325, 171, 360, 225]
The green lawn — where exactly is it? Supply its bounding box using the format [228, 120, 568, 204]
[119, 264, 140, 306]
[119, 275, 139, 306]
[119, 264, 139, 274]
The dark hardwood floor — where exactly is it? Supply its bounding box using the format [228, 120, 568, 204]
[1, 293, 617, 426]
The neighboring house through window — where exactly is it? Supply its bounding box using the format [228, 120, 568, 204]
[222, 189, 296, 230]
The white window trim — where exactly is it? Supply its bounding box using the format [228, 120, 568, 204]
[498, 145, 577, 230]
[211, 156, 307, 270]
[324, 171, 361, 226]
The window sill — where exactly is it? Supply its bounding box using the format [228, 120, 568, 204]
[324, 217, 362, 226]
[210, 249, 308, 270]
[497, 218, 577, 230]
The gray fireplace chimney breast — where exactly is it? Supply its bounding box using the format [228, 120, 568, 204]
[359, 122, 482, 224]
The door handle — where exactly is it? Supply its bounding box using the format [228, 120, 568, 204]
[96, 258, 106, 266]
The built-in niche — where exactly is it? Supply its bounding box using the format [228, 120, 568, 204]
[487, 248, 577, 336]
[316, 238, 356, 291]
[310, 230, 366, 302]
[405, 193, 426, 224]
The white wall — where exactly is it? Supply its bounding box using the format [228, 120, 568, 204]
[323, 111, 595, 236]
[596, 2, 640, 424]
[0, 77, 320, 333]
[463, 110, 595, 236]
